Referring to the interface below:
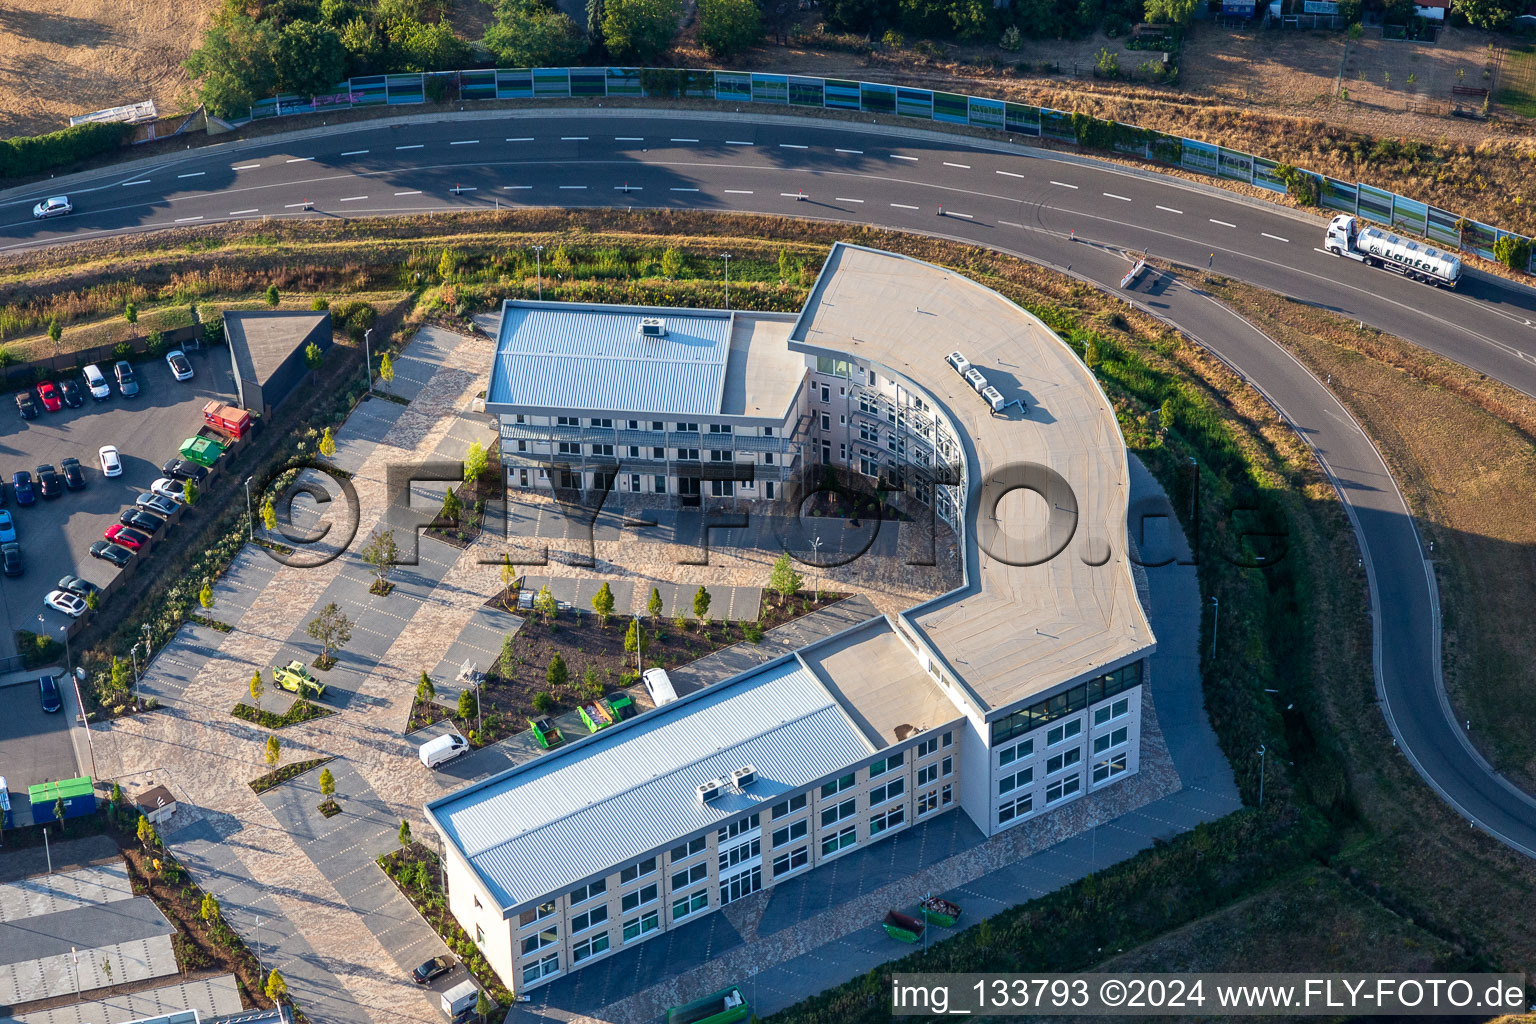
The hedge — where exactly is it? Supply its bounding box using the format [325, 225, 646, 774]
[0, 122, 134, 182]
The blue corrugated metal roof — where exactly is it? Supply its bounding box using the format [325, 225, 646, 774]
[487, 302, 733, 415]
[431, 658, 874, 912]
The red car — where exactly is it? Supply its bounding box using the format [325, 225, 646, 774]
[104, 524, 150, 550]
[36, 381, 61, 412]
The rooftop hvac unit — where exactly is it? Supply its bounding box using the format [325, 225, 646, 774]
[638, 317, 668, 338]
[731, 765, 757, 789]
[696, 779, 723, 803]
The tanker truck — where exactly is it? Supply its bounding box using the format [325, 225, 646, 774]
[1324, 214, 1462, 288]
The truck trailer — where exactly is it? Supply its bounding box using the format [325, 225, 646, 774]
[1324, 215, 1462, 288]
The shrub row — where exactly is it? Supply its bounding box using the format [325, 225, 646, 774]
[0, 122, 134, 182]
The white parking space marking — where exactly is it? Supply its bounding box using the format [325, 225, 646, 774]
[341, 149, 368, 156]
[890, 203, 919, 210]
[450, 140, 479, 145]
[286, 157, 315, 163]
[1156, 205, 1184, 215]
[1103, 192, 1132, 202]
[177, 172, 204, 179]
[1050, 180, 1079, 189]
[996, 170, 1024, 178]
[122, 179, 151, 186]
[232, 164, 260, 170]
[175, 216, 204, 223]
[891, 154, 919, 161]
[944, 161, 970, 169]
[396, 144, 424, 150]
[394, 190, 422, 196]
[1262, 232, 1291, 243]
[724, 189, 753, 194]
[230, 209, 258, 215]
[835, 148, 863, 154]
[781, 143, 808, 149]
[1210, 218, 1237, 228]
[835, 198, 865, 203]
[339, 196, 368, 202]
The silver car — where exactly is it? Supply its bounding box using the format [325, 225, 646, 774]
[32, 196, 71, 219]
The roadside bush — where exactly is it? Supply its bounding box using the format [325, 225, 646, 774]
[1493, 234, 1532, 272]
[147, 331, 168, 357]
[0, 122, 134, 181]
[1275, 163, 1321, 207]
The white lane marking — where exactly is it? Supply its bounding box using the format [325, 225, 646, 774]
[1262, 232, 1291, 243]
[503, 185, 532, 190]
[177, 172, 204, 179]
[561, 136, 588, 140]
[996, 170, 1024, 178]
[835, 197, 865, 203]
[780, 192, 806, 197]
[229, 208, 258, 215]
[1050, 180, 1079, 189]
[724, 189, 753, 194]
[394, 190, 422, 196]
[1103, 192, 1132, 202]
[451, 186, 478, 192]
[283, 202, 311, 208]
[286, 157, 315, 163]
[890, 203, 919, 210]
[891, 154, 919, 161]
[339, 195, 368, 202]
[999, 220, 1023, 228]
[614, 136, 644, 141]
[726, 140, 752, 146]
[341, 149, 368, 156]
[175, 216, 204, 223]
[946, 211, 974, 219]
[670, 137, 699, 143]
[835, 148, 863, 154]
[396, 144, 424, 150]
[559, 185, 587, 189]
[670, 187, 700, 192]
[507, 137, 534, 142]
[780, 143, 808, 149]
[944, 161, 971, 169]
[450, 140, 479, 145]
[232, 163, 259, 170]
[615, 185, 644, 190]
[122, 179, 151, 186]
[1210, 218, 1237, 228]
[1156, 205, 1184, 215]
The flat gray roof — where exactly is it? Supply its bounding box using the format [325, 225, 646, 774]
[798, 617, 961, 748]
[790, 244, 1154, 713]
[720, 313, 805, 419]
[223, 311, 329, 386]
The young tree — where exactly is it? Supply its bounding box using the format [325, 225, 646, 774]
[660, 247, 684, 279]
[359, 528, 400, 593]
[264, 969, 288, 1004]
[440, 487, 462, 525]
[416, 670, 436, 703]
[462, 440, 489, 484]
[581, 665, 602, 700]
[200, 891, 222, 927]
[547, 652, 569, 692]
[624, 617, 643, 654]
[199, 582, 214, 609]
[647, 586, 663, 621]
[768, 551, 803, 606]
[398, 818, 413, 847]
[183, 479, 199, 506]
[111, 655, 131, 695]
[319, 767, 336, 799]
[249, 670, 263, 710]
[124, 301, 138, 326]
[47, 317, 61, 347]
[457, 688, 478, 721]
[499, 632, 518, 674]
[592, 581, 615, 624]
[304, 341, 324, 371]
[475, 989, 495, 1020]
[693, 585, 712, 622]
[500, 553, 518, 591]
[265, 734, 281, 767]
[379, 351, 395, 384]
[532, 690, 555, 714]
[53, 797, 66, 829]
[534, 585, 558, 622]
[262, 498, 278, 531]
[306, 602, 353, 667]
[265, 284, 280, 308]
[696, 0, 760, 56]
[601, 0, 682, 62]
[137, 813, 160, 849]
[319, 427, 336, 457]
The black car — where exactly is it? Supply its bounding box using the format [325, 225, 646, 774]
[15, 392, 37, 420]
[34, 464, 61, 499]
[1, 542, 20, 577]
[59, 457, 84, 491]
[161, 458, 209, 483]
[411, 955, 455, 985]
[119, 508, 162, 533]
[89, 540, 133, 567]
[39, 674, 61, 713]
[58, 574, 97, 597]
[58, 378, 83, 408]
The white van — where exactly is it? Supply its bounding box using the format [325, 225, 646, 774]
[945, 351, 970, 376]
[643, 668, 678, 706]
[441, 979, 479, 1017]
[419, 732, 469, 769]
[83, 364, 110, 401]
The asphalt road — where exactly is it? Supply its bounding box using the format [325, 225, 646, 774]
[3, 109, 1534, 856]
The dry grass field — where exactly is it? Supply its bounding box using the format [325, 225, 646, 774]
[0, 0, 217, 138]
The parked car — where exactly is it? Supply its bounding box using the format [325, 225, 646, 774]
[44, 590, 86, 617]
[58, 574, 97, 598]
[35, 382, 61, 412]
[166, 349, 193, 381]
[59, 457, 84, 491]
[88, 540, 133, 567]
[135, 493, 178, 517]
[58, 378, 83, 408]
[419, 733, 469, 769]
[34, 465, 61, 499]
[411, 955, 455, 985]
[98, 445, 123, 478]
[150, 478, 186, 503]
[0, 510, 16, 543]
[104, 524, 149, 550]
[114, 361, 139, 398]
[38, 674, 62, 713]
[161, 458, 209, 483]
[32, 196, 71, 219]
[11, 471, 34, 506]
[1, 542, 20, 577]
[83, 364, 110, 401]
[15, 393, 37, 420]
[118, 508, 162, 533]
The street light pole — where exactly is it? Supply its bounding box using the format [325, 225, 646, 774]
[364, 328, 374, 395]
[244, 476, 254, 540]
[1257, 744, 1267, 809]
[532, 245, 544, 300]
[810, 536, 823, 600]
[130, 642, 139, 709]
[64, 627, 98, 782]
[1210, 595, 1219, 657]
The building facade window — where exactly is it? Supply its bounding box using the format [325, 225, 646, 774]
[518, 902, 556, 928]
[868, 777, 905, 806]
[917, 763, 938, 786]
[621, 884, 658, 913]
[998, 794, 1033, 824]
[820, 798, 856, 828]
[572, 932, 610, 963]
[771, 794, 807, 818]
[720, 866, 762, 905]
[570, 905, 608, 934]
[672, 891, 709, 921]
[868, 752, 904, 778]
[998, 738, 1034, 766]
[1093, 727, 1129, 754]
[1093, 752, 1129, 784]
[623, 910, 660, 942]
[569, 879, 607, 905]
[821, 825, 857, 856]
[991, 662, 1142, 744]
[1046, 748, 1082, 776]
[772, 820, 808, 848]
[719, 839, 760, 872]
[522, 953, 559, 987]
[1046, 719, 1082, 747]
[999, 767, 1033, 795]
[671, 863, 708, 890]
[870, 805, 905, 836]
[717, 814, 760, 844]
[821, 773, 855, 798]
[620, 858, 656, 885]
[669, 836, 706, 862]
[522, 929, 558, 956]
[1094, 697, 1131, 726]
[1046, 775, 1082, 804]
[915, 736, 938, 758]
[772, 846, 809, 876]
[917, 791, 939, 815]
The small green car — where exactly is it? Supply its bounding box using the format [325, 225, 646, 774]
[272, 660, 325, 697]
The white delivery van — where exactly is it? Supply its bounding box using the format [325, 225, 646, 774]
[441, 979, 479, 1017]
[643, 668, 678, 706]
[83, 364, 110, 401]
[419, 732, 469, 769]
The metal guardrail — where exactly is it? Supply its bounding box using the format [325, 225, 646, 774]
[244, 66, 1535, 278]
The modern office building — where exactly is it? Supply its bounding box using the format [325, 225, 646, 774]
[429, 243, 1155, 995]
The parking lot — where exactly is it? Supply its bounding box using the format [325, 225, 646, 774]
[0, 346, 237, 659]
[0, 676, 80, 824]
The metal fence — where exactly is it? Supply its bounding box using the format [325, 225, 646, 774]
[247, 66, 1536, 277]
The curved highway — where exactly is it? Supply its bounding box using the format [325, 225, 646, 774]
[7, 109, 1536, 855]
